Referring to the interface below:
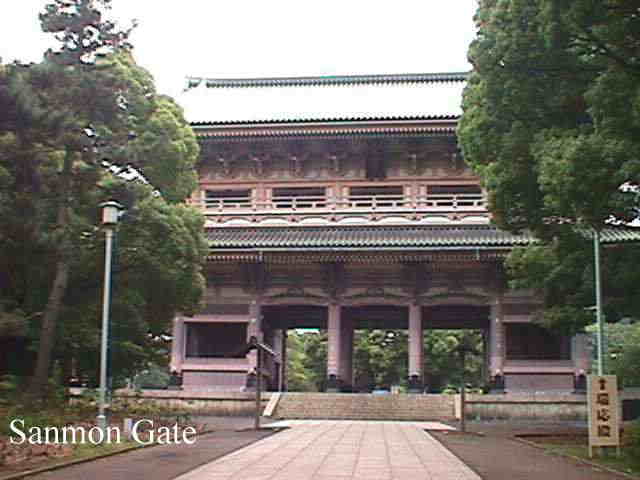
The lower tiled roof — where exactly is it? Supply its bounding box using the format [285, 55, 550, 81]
[205, 225, 640, 251]
[206, 225, 528, 250]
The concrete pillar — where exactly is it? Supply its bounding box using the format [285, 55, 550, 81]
[339, 318, 354, 391]
[170, 316, 184, 372]
[327, 304, 342, 391]
[489, 297, 506, 392]
[408, 304, 424, 392]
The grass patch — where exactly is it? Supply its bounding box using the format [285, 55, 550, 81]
[0, 439, 141, 477]
[68, 440, 139, 460]
[541, 443, 640, 478]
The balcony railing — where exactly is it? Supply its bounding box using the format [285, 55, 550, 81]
[193, 193, 487, 214]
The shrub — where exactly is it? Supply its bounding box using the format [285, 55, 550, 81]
[628, 419, 640, 465]
[133, 367, 170, 390]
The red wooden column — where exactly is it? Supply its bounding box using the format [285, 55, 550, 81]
[339, 317, 354, 391]
[408, 303, 424, 393]
[327, 303, 342, 392]
[572, 333, 589, 383]
[246, 298, 263, 389]
[489, 296, 506, 392]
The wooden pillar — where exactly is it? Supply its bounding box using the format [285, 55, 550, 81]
[246, 298, 263, 372]
[339, 318, 354, 391]
[489, 297, 505, 392]
[327, 303, 342, 391]
[280, 329, 288, 392]
[572, 333, 589, 393]
[572, 333, 590, 374]
[170, 316, 184, 372]
[408, 304, 424, 392]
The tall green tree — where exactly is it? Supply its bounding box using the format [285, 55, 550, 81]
[458, 0, 640, 332]
[0, 0, 206, 398]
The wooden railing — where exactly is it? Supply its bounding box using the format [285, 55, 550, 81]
[194, 193, 487, 213]
[203, 196, 253, 211]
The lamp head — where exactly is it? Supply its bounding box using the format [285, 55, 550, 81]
[99, 200, 123, 226]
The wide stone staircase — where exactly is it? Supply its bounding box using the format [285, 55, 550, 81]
[271, 393, 455, 421]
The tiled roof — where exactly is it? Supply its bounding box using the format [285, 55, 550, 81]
[205, 225, 640, 251]
[206, 225, 533, 250]
[591, 227, 640, 243]
[179, 72, 467, 124]
[186, 72, 469, 89]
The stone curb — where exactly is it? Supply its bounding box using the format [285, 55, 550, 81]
[513, 436, 638, 479]
[0, 428, 217, 480]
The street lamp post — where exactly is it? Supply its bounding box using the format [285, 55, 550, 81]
[97, 201, 122, 432]
[593, 229, 605, 376]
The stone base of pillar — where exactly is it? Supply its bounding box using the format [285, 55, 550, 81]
[326, 374, 342, 393]
[245, 371, 257, 391]
[489, 374, 506, 394]
[573, 373, 587, 394]
[167, 371, 183, 390]
[407, 374, 423, 394]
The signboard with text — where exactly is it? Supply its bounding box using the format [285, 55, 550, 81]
[587, 375, 620, 456]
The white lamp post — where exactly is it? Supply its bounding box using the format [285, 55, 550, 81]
[97, 201, 122, 432]
[593, 229, 605, 375]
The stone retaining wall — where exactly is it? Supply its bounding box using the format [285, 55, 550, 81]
[68, 388, 640, 420]
[69, 388, 270, 416]
[458, 394, 587, 420]
[458, 390, 640, 421]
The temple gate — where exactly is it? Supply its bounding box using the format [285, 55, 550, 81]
[169, 72, 594, 394]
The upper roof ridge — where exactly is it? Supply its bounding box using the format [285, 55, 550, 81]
[185, 72, 469, 90]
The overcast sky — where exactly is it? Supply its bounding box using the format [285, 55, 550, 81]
[1, 1, 478, 99]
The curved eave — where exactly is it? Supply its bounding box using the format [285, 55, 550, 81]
[191, 114, 459, 128]
[195, 118, 459, 140]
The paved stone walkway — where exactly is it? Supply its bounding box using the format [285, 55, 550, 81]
[176, 421, 480, 480]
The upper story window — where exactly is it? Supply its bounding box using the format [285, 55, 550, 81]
[271, 187, 326, 208]
[205, 189, 252, 209]
[427, 185, 482, 195]
[348, 185, 405, 208]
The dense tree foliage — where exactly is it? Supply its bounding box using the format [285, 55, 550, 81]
[0, 0, 207, 397]
[586, 321, 640, 387]
[459, 0, 640, 332]
[286, 332, 326, 392]
[286, 329, 485, 392]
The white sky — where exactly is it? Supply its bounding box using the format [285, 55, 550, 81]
[1, 1, 478, 99]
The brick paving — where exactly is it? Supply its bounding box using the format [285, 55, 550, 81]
[21, 419, 628, 480]
[176, 421, 480, 480]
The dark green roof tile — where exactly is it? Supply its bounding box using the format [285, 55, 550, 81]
[205, 225, 640, 251]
